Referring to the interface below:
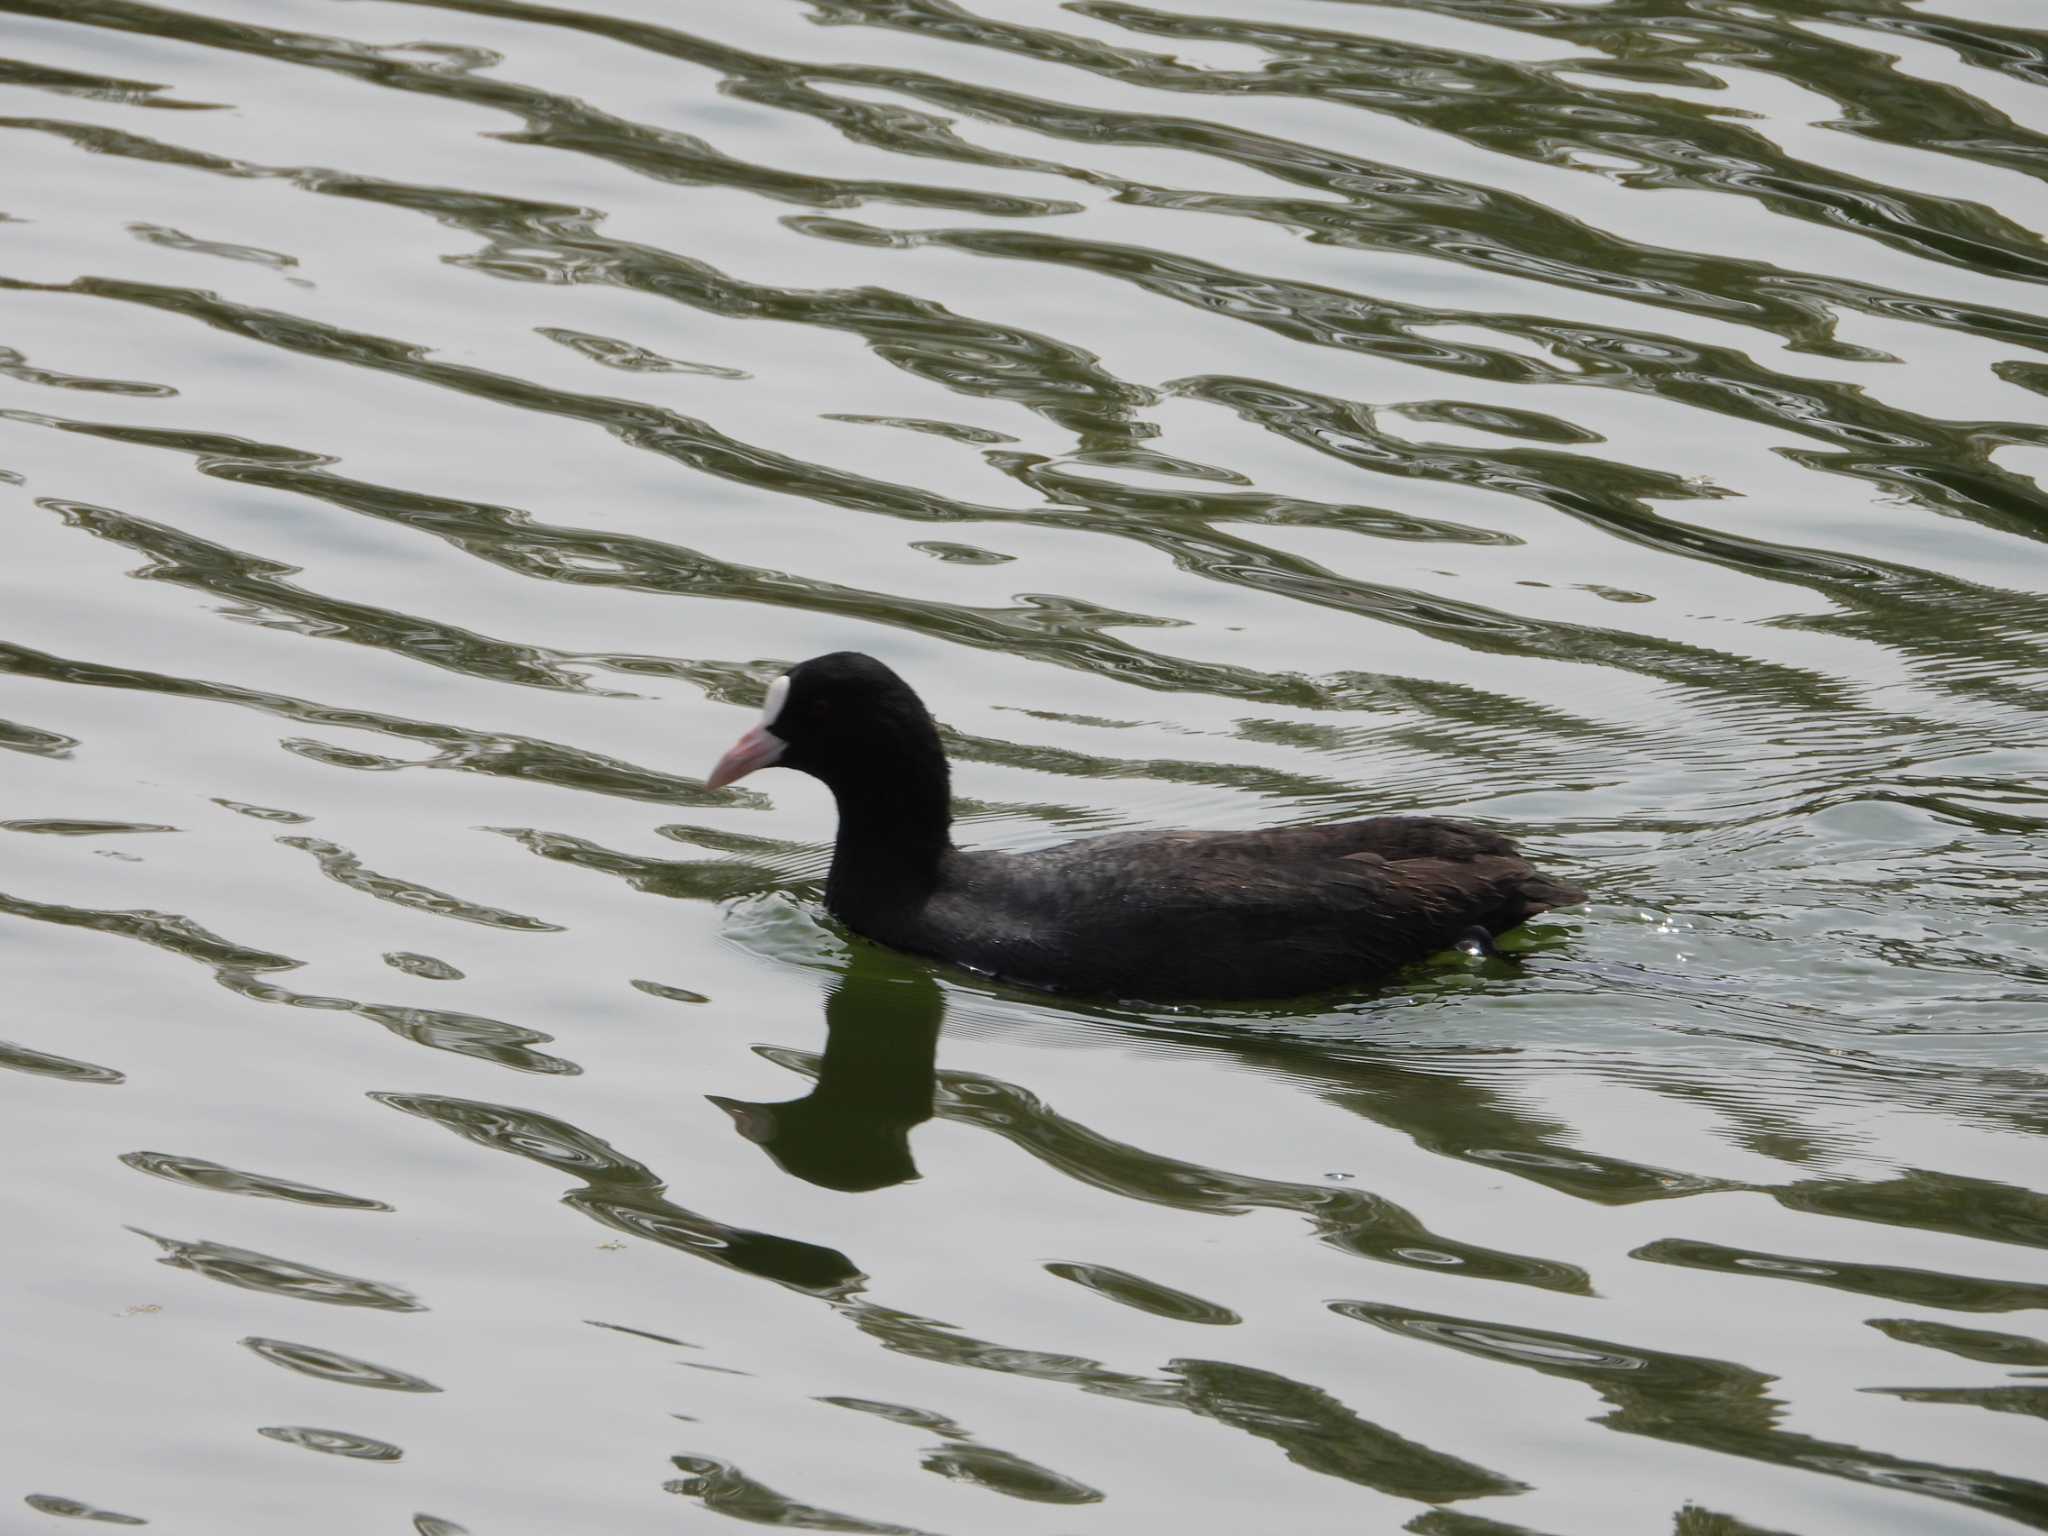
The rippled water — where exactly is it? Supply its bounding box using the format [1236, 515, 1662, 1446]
[4, 0, 2047, 1530]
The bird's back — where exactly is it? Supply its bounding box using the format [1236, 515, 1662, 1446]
[892, 816, 1584, 1000]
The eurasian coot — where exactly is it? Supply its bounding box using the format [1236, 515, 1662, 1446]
[707, 652, 1585, 1001]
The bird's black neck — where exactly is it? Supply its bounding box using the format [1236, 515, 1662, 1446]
[821, 751, 953, 923]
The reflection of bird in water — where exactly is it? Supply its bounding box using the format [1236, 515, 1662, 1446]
[710, 959, 941, 1193]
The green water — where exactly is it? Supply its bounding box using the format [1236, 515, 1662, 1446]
[2, 0, 2046, 1530]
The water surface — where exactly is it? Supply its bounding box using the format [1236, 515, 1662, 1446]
[4, 0, 2047, 1531]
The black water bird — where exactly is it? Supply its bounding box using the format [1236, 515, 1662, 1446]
[707, 652, 1585, 1001]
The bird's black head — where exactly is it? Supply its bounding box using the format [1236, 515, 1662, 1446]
[707, 652, 954, 894]
[707, 652, 942, 792]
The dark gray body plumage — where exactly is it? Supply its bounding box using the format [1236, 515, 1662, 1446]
[837, 815, 1584, 1001]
